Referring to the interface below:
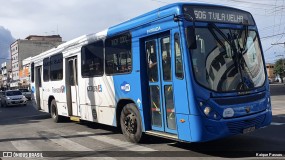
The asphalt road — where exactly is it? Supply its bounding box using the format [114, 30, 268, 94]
[0, 85, 284, 159]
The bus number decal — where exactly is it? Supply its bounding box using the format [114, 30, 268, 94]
[87, 85, 103, 92]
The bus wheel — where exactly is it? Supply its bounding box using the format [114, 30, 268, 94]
[50, 99, 62, 123]
[120, 103, 143, 143]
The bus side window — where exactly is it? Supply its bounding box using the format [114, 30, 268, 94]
[50, 53, 63, 81]
[105, 33, 132, 75]
[81, 40, 104, 77]
[31, 62, 34, 82]
[174, 33, 184, 79]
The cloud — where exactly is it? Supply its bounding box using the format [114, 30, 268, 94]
[0, 0, 161, 41]
[0, 0, 283, 63]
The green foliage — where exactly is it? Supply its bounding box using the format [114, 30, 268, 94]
[274, 59, 285, 83]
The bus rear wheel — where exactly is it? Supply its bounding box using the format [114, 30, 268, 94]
[120, 103, 143, 143]
[50, 99, 63, 123]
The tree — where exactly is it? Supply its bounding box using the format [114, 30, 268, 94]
[274, 59, 285, 83]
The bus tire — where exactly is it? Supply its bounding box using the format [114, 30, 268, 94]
[50, 99, 62, 123]
[120, 103, 143, 143]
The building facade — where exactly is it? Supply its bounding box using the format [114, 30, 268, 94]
[266, 63, 275, 82]
[10, 35, 62, 88]
[19, 57, 31, 88]
[1, 62, 11, 90]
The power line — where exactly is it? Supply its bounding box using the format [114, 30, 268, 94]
[227, 0, 285, 7]
[259, 23, 285, 31]
[261, 33, 285, 39]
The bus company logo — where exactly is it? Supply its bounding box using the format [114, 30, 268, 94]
[52, 85, 65, 93]
[147, 26, 161, 34]
[120, 81, 131, 93]
[223, 108, 234, 118]
[87, 85, 102, 92]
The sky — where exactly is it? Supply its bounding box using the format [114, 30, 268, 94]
[0, 0, 284, 63]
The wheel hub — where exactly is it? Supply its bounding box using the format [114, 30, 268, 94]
[124, 113, 137, 134]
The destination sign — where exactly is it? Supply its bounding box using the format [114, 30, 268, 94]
[183, 6, 255, 25]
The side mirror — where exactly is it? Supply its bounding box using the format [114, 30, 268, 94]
[186, 27, 197, 49]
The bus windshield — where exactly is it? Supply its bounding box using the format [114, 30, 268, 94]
[190, 27, 265, 92]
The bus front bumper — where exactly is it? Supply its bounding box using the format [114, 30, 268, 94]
[188, 109, 272, 142]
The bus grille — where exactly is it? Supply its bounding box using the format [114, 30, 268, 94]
[227, 114, 266, 134]
[214, 92, 265, 105]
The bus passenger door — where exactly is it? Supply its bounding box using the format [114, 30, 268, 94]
[67, 57, 80, 116]
[145, 33, 177, 134]
[35, 66, 42, 110]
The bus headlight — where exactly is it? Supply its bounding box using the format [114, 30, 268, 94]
[199, 102, 221, 120]
[204, 107, 211, 116]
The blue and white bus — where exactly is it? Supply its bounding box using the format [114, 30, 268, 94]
[30, 3, 272, 143]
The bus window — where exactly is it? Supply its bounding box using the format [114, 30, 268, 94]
[161, 36, 171, 81]
[105, 33, 132, 75]
[43, 57, 50, 82]
[31, 62, 34, 82]
[81, 40, 104, 77]
[150, 85, 162, 127]
[37, 67, 42, 87]
[146, 40, 158, 82]
[164, 85, 176, 130]
[174, 33, 184, 79]
[50, 53, 63, 81]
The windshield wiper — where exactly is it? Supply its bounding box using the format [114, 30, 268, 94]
[207, 23, 248, 90]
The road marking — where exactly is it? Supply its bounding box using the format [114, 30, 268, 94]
[78, 131, 156, 152]
[11, 140, 41, 151]
[41, 131, 116, 160]
[271, 122, 285, 126]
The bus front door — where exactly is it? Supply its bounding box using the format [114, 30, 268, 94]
[67, 57, 79, 116]
[145, 33, 177, 134]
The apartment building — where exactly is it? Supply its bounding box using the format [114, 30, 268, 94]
[1, 62, 11, 89]
[10, 35, 62, 88]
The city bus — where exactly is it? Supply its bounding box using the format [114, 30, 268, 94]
[30, 3, 272, 143]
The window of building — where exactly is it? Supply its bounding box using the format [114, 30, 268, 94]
[43, 57, 50, 82]
[50, 53, 63, 81]
[81, 40, 104, 77]
[105, 32, 132, 75]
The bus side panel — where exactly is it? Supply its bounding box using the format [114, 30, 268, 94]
[42, 81, 50, 112]
[112, 72, 144, 128]
[78, 75, 116, 125]
[48, 81, 69, 117]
